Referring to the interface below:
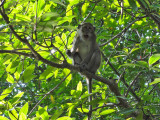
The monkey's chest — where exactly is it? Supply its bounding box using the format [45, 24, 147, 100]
[78, 43, 90, 59]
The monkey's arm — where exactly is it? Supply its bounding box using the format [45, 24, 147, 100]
[70, 36, 80, 54]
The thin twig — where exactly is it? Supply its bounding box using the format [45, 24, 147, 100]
[125, 72, 142, 97]
[100, 17, 146, 47]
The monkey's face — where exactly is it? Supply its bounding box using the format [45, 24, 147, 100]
[78, 23, 95, 40]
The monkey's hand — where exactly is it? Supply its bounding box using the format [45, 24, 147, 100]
[66, 49, 72, 57]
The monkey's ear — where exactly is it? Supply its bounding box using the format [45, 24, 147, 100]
[78, 24, 81, 29]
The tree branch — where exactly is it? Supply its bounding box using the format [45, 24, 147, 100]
[0, 50, 34, 57]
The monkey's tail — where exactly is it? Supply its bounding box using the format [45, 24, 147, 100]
[86, 77, 92, 120]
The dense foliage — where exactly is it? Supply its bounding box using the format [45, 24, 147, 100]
[0, 0, 160, 120]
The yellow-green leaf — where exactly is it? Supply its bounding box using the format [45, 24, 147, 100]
[6, 74, 14, 83]
[50, 95, 55, 104]
[82, 2, 89, 17]
[0, 116, 9, 120]
[100, 109, 116, 115]
[150, 78, 160, 85]
[19, 102, 28, 120]
[11, 92, 24, 105]
[149, 54, 160, 65]
[0, 85, 15, 100]
[66, 5, 72, 23]
[77, 81, 82, 92]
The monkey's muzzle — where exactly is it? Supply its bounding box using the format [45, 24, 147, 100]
[84, 35, 89, 39]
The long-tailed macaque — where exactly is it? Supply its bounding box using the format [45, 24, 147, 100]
[66, 22, 101, 120]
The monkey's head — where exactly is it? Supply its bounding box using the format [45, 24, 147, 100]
[77, 22, 95, 40]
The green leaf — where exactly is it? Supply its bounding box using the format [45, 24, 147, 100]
[136, 61, 148, 68]
[14, 71, 20, 80]
[66, 5, 73, 22]
[39, 66, 54, 80]
[37, 0, 45, 16]
[128, 0, 138, 11]
[50, 0, 66, 7]
[100, 109, 116, 115]
[22, 64, 36, 83]
[6, 74, 14, 83]
[57, 116, 74, 120]
[19, 102, 28, 120]
[16, 14, 31, 22]
[0, 85, 15, 100]
[118, 108, 137, 114]
[8, 102, 18, 120]
[130, 48, 140, 53]
[149, 54, 160, 65]
[139, 0, 148, 8]
[82, 2, 89, 17]
[135, 110, 143, 120]
[68, 0, 80, 6]
[120, 61, 148, 69]
[11, 92, 24, 105]
[0, 116, 9, 120]
[36, 106, 49, 120]
[77, 81, 82, 92]
[77, 108, 89, 113]
[149, 78, 160, 85]
[41, 12, 59, 21]
[51, 110, 63, 120]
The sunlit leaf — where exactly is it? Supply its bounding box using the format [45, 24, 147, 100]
[149, 78, 160, 85]
[16, 14, 31, 22]
[66, 5, 73, 22]
[22, 64, 36, 83]
[14, 71, 20, 80]
[77, 108, 89, 113]
[11, 92, 24, 105]
[82, 2, 89, 17]
[77, 81, 82, 92]
[149, 54, 160, 65]
[0, 116, 9, 120]
[8, 102, 18, 120]
[6, 74, 14, 83]
[0, 85, 15, 100]
[100, 109, 116, 115]
[41, 12, 59, 21]
[37, 0, 45, 16]
[51, 110, 63, 120]
[50, 95, 55, 104]
[57, 116, 74, 120]
[68, 0, 80, 6]
[19, 102, 28, 120]
[39, 66, 54, 80]
[36, 106, 49, 120]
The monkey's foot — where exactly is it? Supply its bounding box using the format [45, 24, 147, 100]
[79, 63, 88, 72]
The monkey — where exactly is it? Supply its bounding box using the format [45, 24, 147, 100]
[66, 22, 101, 120]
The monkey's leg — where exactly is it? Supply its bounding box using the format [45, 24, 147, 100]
[87, 50, 101, 73]
[73, 52, 82, 65]
[86, 77, 92, 120]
